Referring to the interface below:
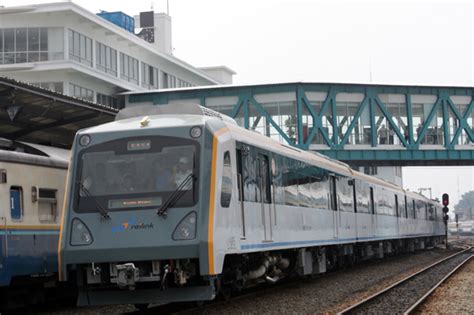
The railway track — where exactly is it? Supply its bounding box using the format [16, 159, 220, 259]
[338, 247, 473, 315]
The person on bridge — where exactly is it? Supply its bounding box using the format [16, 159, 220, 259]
[378, 124, 388, 144]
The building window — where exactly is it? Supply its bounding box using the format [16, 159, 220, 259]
[161, 71, 169, 88]
[168, 74, 177, 88]
[0, 28, 64, 65]
[69, 83, 93, 102]
[177, 78, 192, 88]
[30, 82, 63, 94]
[363, 166, 378, 175]
[68, 29, 92, 67]
[395, 166, 402, 177]
[97, 93, 124, 109]
[96, 42, 117, 76]
[141, 62, 159, 89]
[119, 52, 139, 85]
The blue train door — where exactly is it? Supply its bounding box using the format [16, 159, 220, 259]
[10, 188, 22, 220]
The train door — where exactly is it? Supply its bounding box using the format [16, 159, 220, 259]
[0, 211, 5, 266]
[395, 194, 400, 236]
[370, 187, 376, 237]
[329, 174, 338, 238]
[257, 154, 272, 242]
[352, 180, 358, 239]
[236, 149, 246, 239]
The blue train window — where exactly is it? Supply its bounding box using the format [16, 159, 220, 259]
[10, 186, 23, 220]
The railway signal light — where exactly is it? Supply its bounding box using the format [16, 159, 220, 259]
[442, 193, 449, 206]
[443, 206, 449, 214]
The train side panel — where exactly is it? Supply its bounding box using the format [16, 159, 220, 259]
[0, 161, 66, 286]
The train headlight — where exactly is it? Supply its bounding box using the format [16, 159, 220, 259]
[190, 126, 202, 139]
[70, 218, 93, 246]
[79, 134, 91, 147]
[172, 212, 197, 240]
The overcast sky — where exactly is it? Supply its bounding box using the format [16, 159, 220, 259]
[2, 0, 474, 205]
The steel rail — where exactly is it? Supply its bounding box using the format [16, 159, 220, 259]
[404, 254, 473, 314]
[338, 247, 473, 315]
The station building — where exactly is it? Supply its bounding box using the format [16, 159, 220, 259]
[0, 2, 234, 108]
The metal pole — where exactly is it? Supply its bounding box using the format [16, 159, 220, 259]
[445, 221, 448, 249]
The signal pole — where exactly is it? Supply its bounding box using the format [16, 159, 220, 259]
[442, 193, 449, 249]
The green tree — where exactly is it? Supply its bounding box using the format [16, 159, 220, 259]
[454, 191, 474, 220]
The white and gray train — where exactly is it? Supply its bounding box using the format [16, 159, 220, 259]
[58, 104, 445, 307]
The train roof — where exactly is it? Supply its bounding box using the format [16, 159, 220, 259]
[0, 138, 69, 169]
[80, 104, 236, 136]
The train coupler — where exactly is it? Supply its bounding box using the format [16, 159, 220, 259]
[116, 263, 140, 290]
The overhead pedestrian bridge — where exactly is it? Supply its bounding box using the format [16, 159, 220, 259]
[125, 82, 474, 166]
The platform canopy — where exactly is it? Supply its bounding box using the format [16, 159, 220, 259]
[0, 77, 116, 148]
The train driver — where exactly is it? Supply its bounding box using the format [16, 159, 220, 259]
[174, 156, 193, 190]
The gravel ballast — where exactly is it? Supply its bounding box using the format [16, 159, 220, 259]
[416, 255, 474, 315]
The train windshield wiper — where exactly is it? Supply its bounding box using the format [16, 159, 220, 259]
[77, 181, 110, 220]
[157, 174, 195, 218]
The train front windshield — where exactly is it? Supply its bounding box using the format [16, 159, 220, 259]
[74, 136, 200, 213]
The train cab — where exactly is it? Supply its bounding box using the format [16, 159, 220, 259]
[58, 104, 231, 305]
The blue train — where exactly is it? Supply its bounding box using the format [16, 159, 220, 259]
[0, 139, 68, 307]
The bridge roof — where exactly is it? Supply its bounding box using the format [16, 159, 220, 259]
[0, 77, 116, 148]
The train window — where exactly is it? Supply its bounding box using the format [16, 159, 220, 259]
[376, 188, 395, 216]
[298, 174, 312, 208]
[395, 195, 399, 217]
[412, 200, 416, 219]
[369, 187, 375, 214]
[257, 154, 271, 204]
[398, 195, 405, 218]
[75, 136, 200, 213]
[283, 161, 298, 206]
[272, 155, 285, 205]
[38, 188, 57, 222]
[428, 205, 435, 221]
[404, 195, 408, 218]
[416, 200, 425, 220]
[0, 169, 6, 183]
[220, 151, 232, 208]
[311, 175, 330, 210]
[355, 181, 370, 213]
[329, 175, 337, 211]
[336, 176, 354, 212]
[242, 147, 258, 202]
[236, 149, 243, 201]
[10, 186, 23, 220]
